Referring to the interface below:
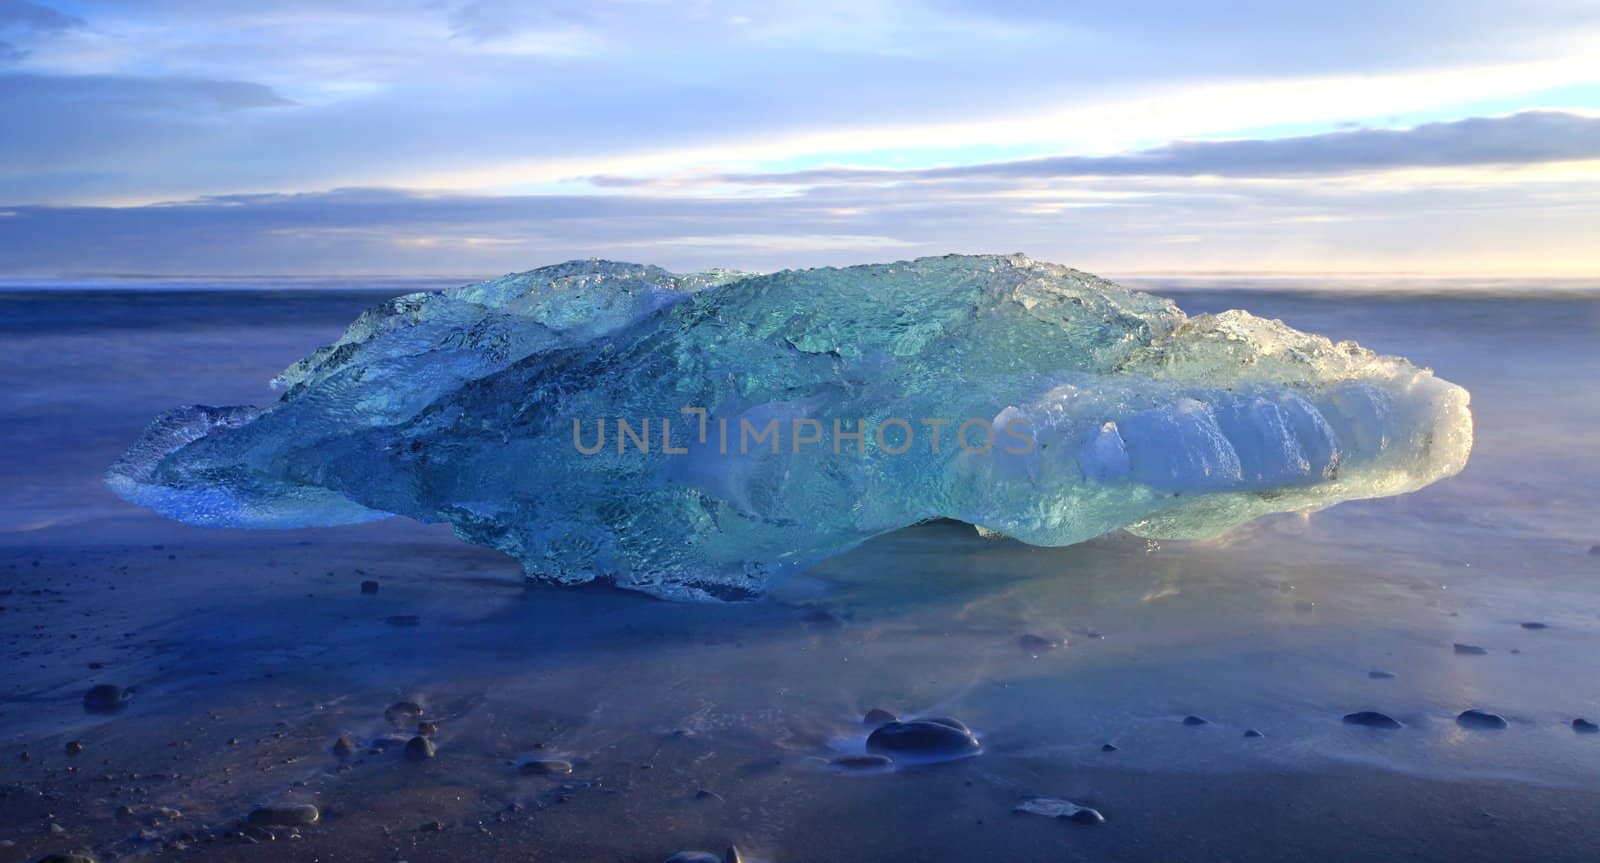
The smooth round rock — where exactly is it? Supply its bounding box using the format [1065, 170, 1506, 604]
[246, 804, 320, 828]
[1243, 729, 1264, 738]
[1368, 670, 1396, 680]
[404, 735, 436, 761]
[82, 684, 126, 714]
[1343, 711, 1403, 729]
[665, 848, 740, 863]
[518, 758, 573, 775]
[1520, 622, 1548, 630]
[384, 701, 423, 723]
[65, 740, 84, 756]
[1456, 709, 1508, 730]
[1453, 643, 1488, 655]
[331, 735, 356, 758]
[1573, 718, 1599, 734]
[1181, 715, 1210, 726]
[1018, 633, 1060, 651]
[866, 719, 980, 760]
[1100, 743, 1118, 752]
[862, 708, 897, 726]
[831, 754, 894, 770]
[360, 580, 379, 594]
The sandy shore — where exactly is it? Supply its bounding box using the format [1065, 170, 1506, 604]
[4, 514, 1599, 862]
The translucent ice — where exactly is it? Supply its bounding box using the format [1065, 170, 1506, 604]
[107, 255, 1472, 600]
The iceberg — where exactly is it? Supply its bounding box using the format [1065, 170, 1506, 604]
[107, 255, 1472, 600]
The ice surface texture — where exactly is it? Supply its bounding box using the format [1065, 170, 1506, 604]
[107, 255, 1472, 600]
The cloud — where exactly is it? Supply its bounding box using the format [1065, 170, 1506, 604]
[3, 162, 1599, 277]
[0, 73, 294, 112]
[0, 39, 22, 63]
[0, 0, 84, 32]
[620, 111, 1600, 189]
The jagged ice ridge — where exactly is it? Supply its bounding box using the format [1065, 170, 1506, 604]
[107, 255, 1473, 600]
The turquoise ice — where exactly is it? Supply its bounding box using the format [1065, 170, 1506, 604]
[107, 255, 1473, 600]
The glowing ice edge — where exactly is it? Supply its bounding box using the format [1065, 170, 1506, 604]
[107, 255, 1472, 601]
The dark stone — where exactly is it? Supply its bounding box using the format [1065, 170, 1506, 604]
[1100, 743, 1118, 752]
[862, 708, 897, 726]
[1572, 718, 1599, 734]
[419, 820, 445, 832]
[1453, 643, 1488, 655]
[404, 735, 436, 761]
[694, 788, 723, 801]
[246, 804, 319, 828]
[866, 719, 980, 760]
[360, 580, 379, 595]
[65, 740, 83, 756]
[1456, 709, 1508, 730]
[384, 701, 424, 723]
[417, 720, 438, 737]
[1519, 622, 1548, 630]
[830, 754, 894, 770]
[1243, 729, 1264, 738]
[800, 607, 844, 628]
[1181, 715, 1210, 726]
[83, 684, 126, 713]
[1018, 633, 1060, 651]
[331, 736, 356, 758]
[1368, 670, 1396, 679]
[1589, 544, 1600, 556]
[1343, 711, 1403, 729]
[518, 758, 573, 775]
[32, 856, 96, 863]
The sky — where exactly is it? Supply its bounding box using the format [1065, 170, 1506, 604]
[2, 0, 1599, 277]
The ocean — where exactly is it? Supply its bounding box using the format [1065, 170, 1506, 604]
[2, 280, 1598, 861]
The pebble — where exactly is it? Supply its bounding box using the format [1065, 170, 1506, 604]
[862, 708, 897, 726]
[33, 856, 95, 863]
[1456, 710, 1508, 730]
[1453, 643, 1488, 655]
[331, 735, 356, 758]
[1589, 544, 1600, 556]
[830, 754, 894, 771]
[1368, 670, 1396, 680]
[65, 740, 83, 756]
[1343, 711, 1403, 729]
[1014, 797, 1105, 825]
[518, 758, 574, 775]
[1243, 729, 1264, 738]
[664, 847, 741, 863]
[866, 718, 980, 760]
[1018, 633, 1060, 651]
[1519, 622, 1548, 630]
[1181, 715, 1210, 726]
[246, 804, 320, 828]
[1100, 743, 1118, 752]
[360, 580, 379, 595]
[694, 789, 723, 801]
[385, 701, 424, 723]
[1572, 718, 1599, 734]
[404, 735, 436, 761]
[82, 684, 127, 713]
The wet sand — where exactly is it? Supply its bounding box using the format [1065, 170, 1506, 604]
[5, 514, 1600, 862]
